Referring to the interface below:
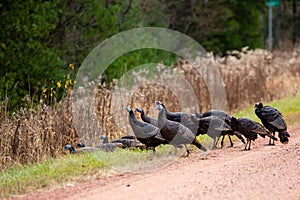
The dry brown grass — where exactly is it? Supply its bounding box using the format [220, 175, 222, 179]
[219, 48, 300, 111]
[1, 47, 300, 169]
[0, 97, 77, 169]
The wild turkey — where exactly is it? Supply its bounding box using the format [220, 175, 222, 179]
[77, 142, 122, 152]
[155, 104, 207, 156]
[111, 138, 144, 149]
[191, 115, 237, 149]
[199, 110, 246, 147]
[64, 144, 98, 154]
[230, 117, 278, 150]
[99, 135, 143, 149]
[255, 102, 290, 145]
[136, 107, 184, 152]
[154, 101, 198, 135]
[126, 107, 168, 152]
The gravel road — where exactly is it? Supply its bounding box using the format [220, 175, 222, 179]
[10, 126, 300, 200]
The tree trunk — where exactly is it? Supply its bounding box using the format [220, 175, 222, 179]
[292, 0, 297, 45]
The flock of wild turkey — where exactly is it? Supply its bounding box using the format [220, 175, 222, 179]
[64, 101, 290, 156]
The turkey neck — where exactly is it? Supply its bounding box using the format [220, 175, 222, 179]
[140, 110, 150, 123]
[161, 104, 173, 117]
[158, 108, 167, 129]
[255, 108, 262, 118]
[128, 110, 138, 126]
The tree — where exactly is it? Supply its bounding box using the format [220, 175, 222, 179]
[0, 1, 120, 108]
[2, 0, 290, 112]
[0, 0, 65, 110]
[161, 0, 265, 54]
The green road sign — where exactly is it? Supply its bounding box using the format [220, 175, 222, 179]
[266, 0, 280, 6]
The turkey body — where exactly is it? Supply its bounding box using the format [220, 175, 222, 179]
[198, 110, 245, 147]
[230, 117, 278, 150]
[156, 104, 207, 156]
[155, 101, 198, 135]
[255, 102, 290, 144]
[191, 115, 235, 148]
[126, 107, 167, 152]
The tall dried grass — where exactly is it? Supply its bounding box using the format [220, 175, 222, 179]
[0, 97, 77, 169]
[1, 48, 300, 169]
[219, 48, 300, 111]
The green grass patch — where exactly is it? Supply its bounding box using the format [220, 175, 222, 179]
[0, 153, 107, 198]
[0, 146, 186, 198]
[1, 94, 300, 198]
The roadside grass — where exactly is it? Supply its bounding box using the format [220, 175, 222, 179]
[0, 145, 186, 198]
[1, 94, 300, 198]
[0, 153, 107, 198]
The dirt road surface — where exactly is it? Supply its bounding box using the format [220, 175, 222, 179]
[11, 126, 300, 200]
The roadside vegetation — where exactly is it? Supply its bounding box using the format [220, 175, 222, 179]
[1, 93, 300, 198]
[1, 48, 300, 170]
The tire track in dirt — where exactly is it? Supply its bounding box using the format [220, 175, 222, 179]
[10, 126, 300, 200]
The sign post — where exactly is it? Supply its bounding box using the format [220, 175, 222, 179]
[266, 0, 280, 50]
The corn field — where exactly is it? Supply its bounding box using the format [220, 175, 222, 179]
[1, 48, 300, 169]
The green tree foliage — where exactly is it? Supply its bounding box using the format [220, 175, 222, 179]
[2, 0, 292, 111]
[100, 0, 176, 83]
[0, 0, 174, 110]
[162, 0, 265, 54]
[0, 0, 65, 109]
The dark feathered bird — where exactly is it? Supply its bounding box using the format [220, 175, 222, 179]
[111, 138, 143, 149]
[155, 101, 198, 135]
[199, 110, 246, 147]
[255, 102, 290, 144]
[64, 144, 98, 154]
[126, 107, 168, 152]
[191, 115, 237, 149]
[136, 107, 184, 152]
[98, 135, 143, 149]
[230, 117, 278, 150]
[156, 104, 207, 156]
[77, 142, 122, 152]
